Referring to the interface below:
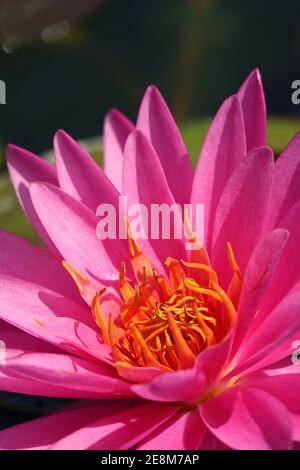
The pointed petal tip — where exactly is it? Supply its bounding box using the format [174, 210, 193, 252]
[140, 85, 164, 108]
[251, 67, 262, 79]
[54, 128, 67, 139]
[242, 68, 263, 88]
[6, 142, 18, 153]
[124, 128, 146, 149]
[144, 84, 161, 96]
[105, 108, 124, 122]
[6, 143, 32, 161]
[237, 68, 265, 103]
[54, 128, 74, 147]
[250, 145, 274, 159]
[104, 107, 134, 126]
[220, 93, 243, 112]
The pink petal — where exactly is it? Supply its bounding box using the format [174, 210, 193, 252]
[265, 131, 300, 230]
[116, 363, 163, 383]
[244, 371, 300, 442]
[0, 229, 82, 303]
[137, 409, 206, 450]
[6, 144, 59, 253]
[230, 290, 300, 376]
[0, 275, 113, 363]
[2, 350, 132, 399]
[132, 367, 205, 402]
[0, 328, 76, 397]
[123, 130, 185, 269]
[237, 69, 267, 151]
[50, 401, 179, 450]
[136, 86, 193, 206]
[231, 229, 289, 357]
[103, 109, 134, 193]
[259, 356, 300, 375]
[0, 400, 133, 450]
[195, 330, 234, 390]
[200, 387, 291, 450]
[260, 198, 300, 314]
[130, 335, 232, 408]
[199, 431, 231, 450]
[191, 95, 246, 248]
[30, 182, 129, 285]
[55, 130, 120, 213]
[211, 146, 274, 287]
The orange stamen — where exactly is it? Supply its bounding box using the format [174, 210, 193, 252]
[119, 261, 135, 301]
[64, 231, 242, 372]
[130, 324, 170, 371]
[91, 291, 110, 345]
[226, 242, 243, 308]
[210, 281, 237, 328]
[166, 311, 195, 369]
[165, 257, 185, 289]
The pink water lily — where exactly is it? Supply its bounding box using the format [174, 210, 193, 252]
[0, 69, 300, 450]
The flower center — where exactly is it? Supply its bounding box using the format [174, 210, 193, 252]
[90, 230, 242, 373]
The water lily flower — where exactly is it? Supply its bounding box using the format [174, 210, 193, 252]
[0, 69, 300, 450]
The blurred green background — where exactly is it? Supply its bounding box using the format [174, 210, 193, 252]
[0, 0, 300, 428]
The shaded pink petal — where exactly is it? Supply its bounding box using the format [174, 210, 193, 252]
[211, 147, 274, 287]
[136, 86, 193, 205]
[50, 401, 179, 450]
[265, 131, 300, 230]
[123, 130, 185, 270]
[229, 290, 300, 376]
[191, 95, 246, 248]
[260, 199, 300, 314]
[132, 367, 205, 402]
[116, 363, 163, 383]
[137, 409, 206, 450]
[237, 69, 267, 151]
[0, 229, 82, 303]
[55, 130, 120, 213]
[231, 229, 289, 357]
[195, 329, 234, 390]
[200, 387, 291, 450]
[199, 431, 231, 450]
[0, 328, 78, 397]
[244, 370, 300, 442]
[0, 275, 114, 363]
[0, 370, 85, 398]
[0, 400, 134, 450]
[103, 109, 134, 193]
[6, 144, 59, 253]
[258, 356, 300, 375]
[132, 331, 233, 401]
[30, 182, 129, 286]
[2, 350, 132, 399]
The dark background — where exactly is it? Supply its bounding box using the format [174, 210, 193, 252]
[0, 0, 300, 157]
[0, 0, 300, 430]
